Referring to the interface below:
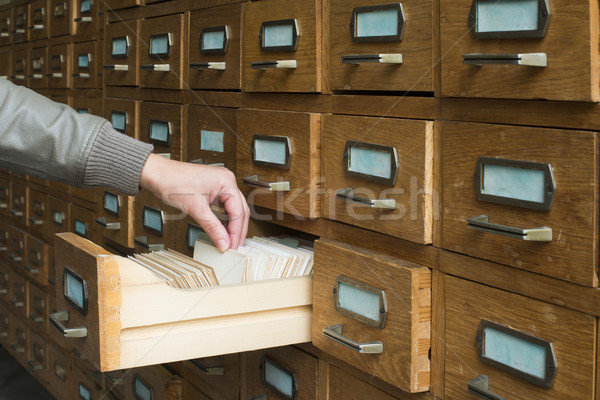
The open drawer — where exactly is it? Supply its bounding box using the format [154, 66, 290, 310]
[50, 232, 312, 372]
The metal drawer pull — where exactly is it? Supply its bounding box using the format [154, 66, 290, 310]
[9, 210, 22, 216]
[0, 33, 8, 37]
[29, 74, 44, 79]
[29, 24, 44, 30]
[190, 62, 226, 71]
[0, 203, 6, 208]
[46, 73, 63, 78]
[468, 375, 508, 400]
[72, 73, 90, 78]
[189, 159, 225, 167]
[29, 312, 43, 323]
[27, 360, 44, 371]
[49, 310, 88, 338]
[242, 175, 290, 192]
[0, 289, 6, 294]
[342, 54, 403, 64]
[323, 323, 383, 354]
[74, 17, 92, 23]
[28, 217, 43, 225]
[336, 188, 395, 210]
[10, 343, 25, 353]
[191, 359, 225, 375]
[463, 53, 547, 67]
[25, 265, 40, 274]
[103, 64, 129, 71]
[134, 236, 164, 252]
[251, 60, 297, 70]
[12, 29, 25, 34]
[467, 215, 552, 241]
[96, 217, 121, 230]
[140, 64, 170, 72]
[8, 254, 22, 262]
[11, 75, 25, 80]
[9, 298, 23, 307]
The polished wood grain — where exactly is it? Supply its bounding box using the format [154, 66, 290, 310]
[140, 101, 184, 160]
[103, 20, 140, 87]
[444, 276, 596, 400]
[442, 121, 598, 286]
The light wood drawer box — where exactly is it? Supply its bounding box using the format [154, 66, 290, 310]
[140, 101, 184, 160]
[25, 235, 51, 287]
[312, 239, 431, 393]
[0, 48, 11, 79]
[103, 20, 140, 87]
[102, 0, 142, 11]
[44, 195, 70, 241]
[188, 4, 242, 90]
[72, 203, 98, 244]
[8, 226, 26, 271]
[330, 0, 435, 92]
[96, 190, 135, 249]
[12, 4, 29, 44]
[50, 0, 75, 37]
[73, 0, 99, 37]
[72, 363, 104, 400]
[28, 0, 49, 41]
[0, 302, 10, 345]
[323, 114, 434, 244]
[170, 354, 240, 400]
[104, 97, 140, 139]
[0, 262, 9, 305]
[50, 232, 312, 371]
[442, 121, 598, 286]
[29, 46, 48, 89]
[9, 316, 28, 365]
[27, 189, 47, 237]
[237, 109, 321, 219]
[123, 365, 203, 400]
[0, 177, 11, 218]
[49, 343, 72, 400]
[10, 183, 28, 227]
[11, 47, 28, 86]
[140, 14, 186, 89]
[328, 364, 399, 400]
[28, 282, 48, 332]
[243, 0, 324, 93]
[445, 275, 595, 399]
[47, 43, 72, 88]
[244, 346, 318, 400]
[72, 40, 101, 89]
[28, 329, 49, 383]
[0, 10, 11, 46]
[186, 105, 236, 170]
[440, 0, 600, 102]
[9, 267, 28, 319]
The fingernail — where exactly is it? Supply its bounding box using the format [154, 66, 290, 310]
[215, 240, 229, 252]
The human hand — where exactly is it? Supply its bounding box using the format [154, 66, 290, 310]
[139, 153, 249, 252]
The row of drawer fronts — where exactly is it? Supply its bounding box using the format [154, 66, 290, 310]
[0, 223, 51, 287]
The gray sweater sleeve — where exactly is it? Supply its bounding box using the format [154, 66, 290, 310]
[0, 79, 153, 195]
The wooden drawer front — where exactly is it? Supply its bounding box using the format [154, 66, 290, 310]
[243, 0, 323, 93]
[0, 178, 11, 218]
[12, 5, 29, 44]
[103, 0, 142, 11]
[236, 109, 321, 219]
[244, 346, 318, 400]
[186, 105, 236, 170]
[49, 344, 72, 400]
[71, 204, 98, 244]
[134, 189, 179, 252]
[0, 10, 11, 46]
[50, 0, 75, 37]
[445, 276, 595, 400]
[72, 40, 100, 89]
[28, 0, 50, 41]
[72, 96, 103, 116]
[442, 121, 598, 286]
[9, 269, 28, 319]
[175, 355, 240, 400]
[73, 0, 99, 36]
[0, 302, 10, 345]
[104, 98, 140, 139]
[29, 46, 48, 88]
[96, 190, 134, 249]
[72, 364, 104, 400]
[0, 49, 11, 79]
[104, 20, 140, 87]
[28, 330, 49, 383]
[28, 189, 47, 237]
[323, 114, 434, 244]
[8, 226, 26, 271]
[330, 0, 434, 92]
[71, 187, 100, 206]
[140, 14, 185, 89]
[124, 366, 184, 400]
[188, 4, 242, 90]
[313, 239, 431, 393]
[26, 235, 50, 287]
[52, 232, 312, 371]
[28, 282, 48, 332]
[328, 365, 398, 400]
[9, 316, 29, 364]
[440, 0, 600, 101]
[47, 43, 72, 88]
[44, 195, 70, 240]
[140, 102, 183, 160]
[0, 262, 9, 305]
[11, 48, 28, 86]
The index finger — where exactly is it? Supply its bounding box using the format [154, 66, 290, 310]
[220, 189, 248, 250]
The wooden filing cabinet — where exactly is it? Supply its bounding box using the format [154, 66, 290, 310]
[188, 3, 242, 90]
[0, 262, 9, 305]
[186, 105, 237, 170]
[8, 226, 26, 272]
[48, 344, 72, 400]
[28, 0, 50, 42]
[441, 121, 598, 287]
[9, 315, 28, 365]
[29, 46, 48, 89]
[313, 239, 431, 393]
[445, 275, 595, 399]
[12, 4, 29, 44]
[329, 0, 435, 92]
[96, 189, 135, 249]
[73, 0, 99, 37]
[103, 19, 140, 87]
[47, 43, 72, 88]
[244, 346, 318, 400]
[11, 47, 28, 86]
[28, 330, 49, 384]
[0, 9, 11, 46]
[28, 282, 48, 333]
[102, 0, 143, 11]
[50, 0, 75, 37]
[72, 363, 104, 400]
[440, 0, 600, 102]
[243, 0, 324, 93]
[123, 365, 203, 399]
[323, 114, 435, 244]
[71, 203, 98, 244]
[44, 195, 70, 241]
[0, 48, 11, 79]
[25, 235, 51, 287]
[0, 302, 10, 345]
[170, 354, 241, 400]
[27, 189, 47, 238]
[0, 178, 11, 218]
[140, 14, 186, 89]
[140, 101, 184, 160]
[72, 40, 101, 89]
[237, 109, 321, 219]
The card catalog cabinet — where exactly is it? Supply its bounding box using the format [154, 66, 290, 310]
[186, 105, 236, 170]
[9, 315, 29, 365]
[442, 121, 598, 287]
[0, 262, 9, 304]
[440, 0, 600, 102]
[102, 0, 142, 11]
[28, 0, 49, 41]
[237, 109, 321, 219]
[0, 49, 11, 79]
[313, 239, 431, 393]
[73, 0, 99, 37]
[445, 275, 595, 399]
[103, 20, 140, 87]
[0, 178, 11, 218]
[123, 365, 203, 399]
[9, 268, 28, 320]
[330, 0, 435, 92]
[243, 0, 324, 93]
[188, 3, 242, 90]
[29, 46, 48, 89]
[27, 189, 46, 236]
[8, 226, 26, 272]
[72, 364, 104, 400]
[44, 195, 70, 241]
[323, 114, 434, 244]
[49, 0, 75, 37]
[71, 203, 98, 243]
[328, 364, 401, 400]
[25, 235, 51, 287]
[51, 232, 312, 372]
[133, 189, 179, 252]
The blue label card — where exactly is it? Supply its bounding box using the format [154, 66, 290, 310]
[75, 220, 87, 237]
[201, 130, 224, 152]
[78, 384, 90, 400]
[348, 146, 392, 180]
[337, 281, 383, 324]
[482, 163, 545, 204]
[150, 34, 170, 57]
[477, 0, 538, 32]
[149, 121, 170, 145]
[80, 0, 91, 13]
[103, 192, 120, 215]
[356, 7, 398, 38]
[143, 207, 163, 234]
[264, 23, 294, 48]
[202, 30, 225, 51]
[77, 109, 90, 114]
[65, 269, 85, 310]
[134, 376, 153, 400]
[187, 224, 212, 248]
[112, 36, 129, 57]
[78, 54, 90, 69]
[263, 359, 294, 398]
[254, 137, 287, 166]
[111, 111, 127, 133]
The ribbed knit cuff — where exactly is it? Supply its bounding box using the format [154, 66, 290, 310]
[83, 122, 154, 195]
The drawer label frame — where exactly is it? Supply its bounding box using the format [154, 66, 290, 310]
[111, 36, 130, 58]
[343, 141, 399, 185]
[148, 120, 172, 146]
[74, 219, 88, 238]
[260, 356, 298, 400]
[469, 0, 551, 39]
[187, 223, 211, 249]
[33, 7, 45, 24]
[103, 191, 121, 216]
[149, 32, 172, 58]
[350, 3, 406, 42]
[251, 135, 292, 170]
[260, 19, 299, 52]
[334, 275, 388, 329]
[110, 111, 128, 133]
[63, 267, 88, 315]
[201, 130, 225, 153]
[200, 25, 229, 55]
[133, 374, 153, 400]
[143, 206, 165, 235]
